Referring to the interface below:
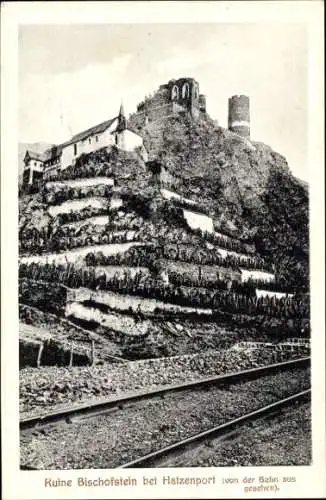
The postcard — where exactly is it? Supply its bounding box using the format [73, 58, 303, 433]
[1, 1, 325, 499]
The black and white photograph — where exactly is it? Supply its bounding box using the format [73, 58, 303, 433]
[1, 1, 325, 499]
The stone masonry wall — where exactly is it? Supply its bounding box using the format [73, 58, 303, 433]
[159, 259, 242, 282]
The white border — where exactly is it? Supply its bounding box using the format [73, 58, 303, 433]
[1, 1, 325, 499]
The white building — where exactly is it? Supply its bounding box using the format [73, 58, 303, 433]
[23, 104, 143, 186]
[22, 151, 45, 186]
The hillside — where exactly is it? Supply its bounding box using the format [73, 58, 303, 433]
[18, 105, 310, 367]
[19, 114, 309, 291]
[132, 114, 309, 289]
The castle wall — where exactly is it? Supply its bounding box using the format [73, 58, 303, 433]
[129, 78, 204, 132]
[169, 77, 200, 115]
[129, 103, 182, 131]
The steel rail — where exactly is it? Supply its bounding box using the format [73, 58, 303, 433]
[20, 356, 310, 430]
[118, 388, 311, 468]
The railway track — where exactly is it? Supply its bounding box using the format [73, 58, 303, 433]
[20, 389, 311, 471]
[118, 388, 311, 468]
[20, 356, 310, 430]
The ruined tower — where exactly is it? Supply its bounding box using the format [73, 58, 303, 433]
[228, 95, 250, 139]
[128, 78, 207, 131]
[168, 77, 201, 117]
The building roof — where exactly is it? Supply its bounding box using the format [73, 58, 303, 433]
[25, 150, 48, 162]
[26, 114, 121, 164]
[39, 117, 118, 163]
[64, 117, 117, 146]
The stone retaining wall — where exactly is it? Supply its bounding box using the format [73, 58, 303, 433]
[160, 259, 241, 282]
[66, 302, 151, 336]
[48, 197, 108, 217]
[45, 177, 114, 190]
[20, 242, 144, 266]
[240, 269, 275, 283]
[67, 288, 213, 316]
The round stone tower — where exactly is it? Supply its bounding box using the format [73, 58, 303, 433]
[228, 95, 250, 139]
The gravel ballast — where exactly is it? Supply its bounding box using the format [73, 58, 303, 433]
[20, 367, 310, 469]
[20, 348, 302, 415]
[176, 401, 311, 467]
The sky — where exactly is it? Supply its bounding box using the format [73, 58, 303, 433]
[19, 23, 308, 181]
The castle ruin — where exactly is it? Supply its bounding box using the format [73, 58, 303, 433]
[129, 77, 251, 140]
[128, 77, 207, 130]
[23, 78, 252, 188]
